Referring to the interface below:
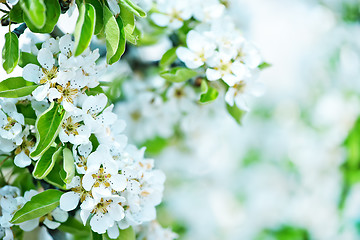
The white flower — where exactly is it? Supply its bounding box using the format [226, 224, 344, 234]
[82, 145, 127, 194]
[137, 221, 178, 240]
[235, 41, 262, 69]
[206, 53, 250, 86]
[73, 142, 93, 174]
[59, 112, 91, 145]
[224, 79, 265, 111]
[0, 101, 24, 144]
[82, 94, 117, 133]
[13, 128, 35, 168]
[176, 30, 216, 69]
[151, 0, 192, 29]
[80, 191, 125, 234]
[192, 0, 225, 22]
[60, 176, 92, 211]
[23, 48, 58, 101]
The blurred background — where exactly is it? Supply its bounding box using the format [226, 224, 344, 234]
[2, 0, 360, 239]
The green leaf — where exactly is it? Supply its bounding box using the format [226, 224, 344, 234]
[74, 3, 96, 56]
[62, 148, 75, 184]
[44, 162, 66, 190]
[226, 103, 246, 125]
[160, 67, 197, 83]
[119, 0, 146, 18]
[2, 32, 20, 74]
[30, 102, 66, 159]
[0, 77, 37, 98]
[32, 147, 59, 179]
[19, 0, 45, 28]
[108, 17, 126, 64]
[11, 189, 63, 224]
[86, 0, 103, 35]
[18, 51, 40, 68]
[118, 227, 135, 240]
[258, 62, 272, 70]
[9, 3, 24, 23]
[24, 0, 60, 33]
[103, 5, 120, 63]
[200, 86, 218, 103]
[200, 79, 208, 93]
[58, 217, 91, 236]
[142, 136, 168, 155]
[120, 5, 135, 33]
[160, 47, 178, 68]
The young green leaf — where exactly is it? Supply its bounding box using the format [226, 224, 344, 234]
[11, 189, 63, 224]
[160, 47, 178, 68]
[142, 136, 168, 156]
[0, 77, 37, 98]
[119, 0, 146, 18]
[103, 5, 120, 64]
[32, 147, 59, 179]
[74, 3, 96, 56]
[86, 0, 103, 35]
[120, 5, 135, 38]
[200, 86, 219, 103]
[19, 0, 46, 28]
[62, 148, 75, 184]
[9, 3, 24, 23]
[160, 67, 197, 83]
[18, 51, 40, 68]
[258, 62, 272, 70]
[30, 102, 66, 159]
[24, 0, 60, 33]
[2, 32, 20, 74]
[226, 103, 246, 125]
[44, 162, 67, 190]
[108, 17, 126, 64]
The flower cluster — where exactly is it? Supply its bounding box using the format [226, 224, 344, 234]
[0, 34, 167, 239]
[0, 186, 68, 239]
[145, 0, 265, 111]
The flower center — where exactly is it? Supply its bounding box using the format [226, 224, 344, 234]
[92, 168, 112, 188]
[234, 81, 246, 95]
[62, 117, 80, 136]
[91, 198, 113, 214]
[57, 82, 79, 104]
[3, 116, 17, 130]
[40, 66, 58, 84]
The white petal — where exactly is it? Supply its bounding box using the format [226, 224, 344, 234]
[82, 94, 107, 115]
[78, 142, 92, 157]
[107, 224, 119, 239]
[52, 208, 69, 222]
[32, 84, 49, 101]
[80, 209, 91, 225]
[151, 13, 170, 27]
[37, 48, 55, 70]
[42, 38, 60, 54]
[186, 30, 204, 52]
[224, 88, 235, 106]
[108, 203, 124, 221]
[14, 152, 31, 168]
[59, 34, 74, 56]
[107, 0, 120, 15]
[19, 218, 39, 231]
[90, 213, 113, 234]
[43, 218, 60, 229]
[109, 174, 127, 192]
[60, 192, 80, 211]
[48, 88, 61, 102]
[205, 68, 221, 81]
[23, 64, 42, 84]
[82, 172, 96, 191]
